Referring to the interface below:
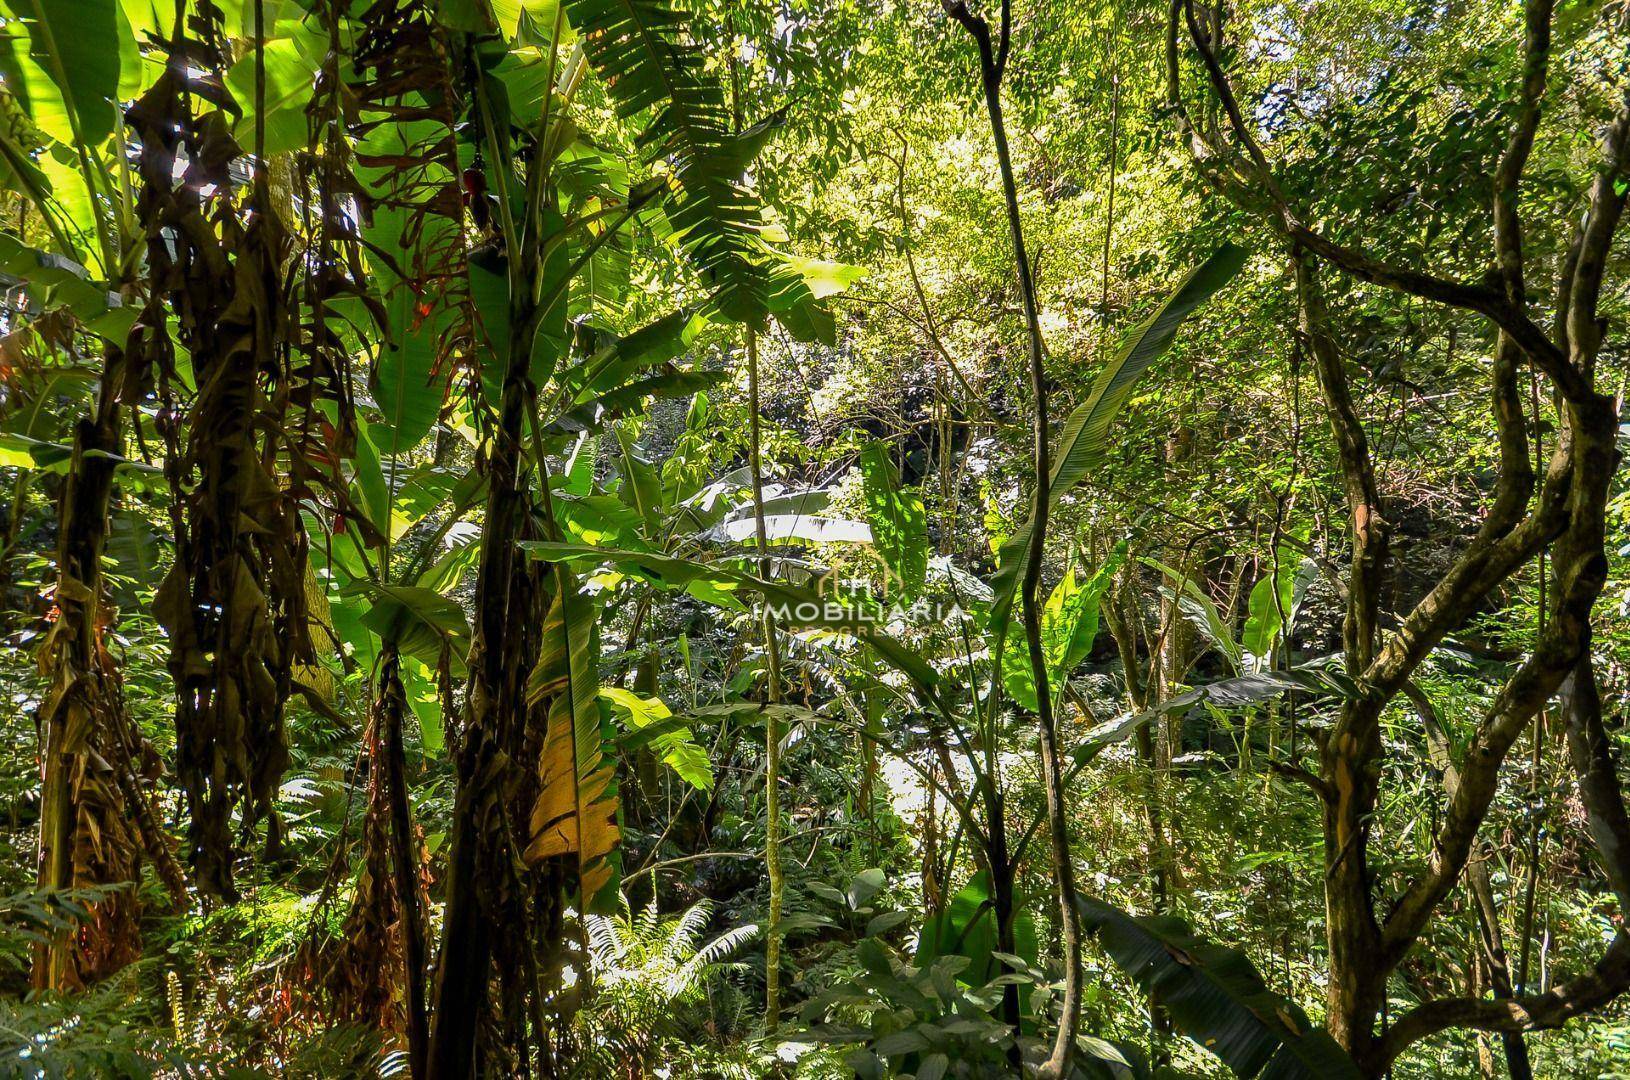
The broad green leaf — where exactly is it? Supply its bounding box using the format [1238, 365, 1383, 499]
[788, 255, 868, 299]
[1003, 542, 1125, 712]
[565, 309, 703, 405]
[364, 200, 455, 455]
[0, 431, 158, 475]
[353, 582, 471, 674]
[0, 0, 124, 146]
[564, 433, 599, 496]
[555, 492, 645, 548]
[223, 26, 326, 158]
[1045, 542, 1125, 677]
[401, 654, 445, 756]
[612, 426, 663, 533]
[987, 244, 1248, 697]
[599, 687, 713, 791]
[350, 419, 391, 539]
[589, 369, 724, 419]
[858, 442, 928, 600]
[1242, 574, 1287, 673]
[0, 233, 128, 339]
[915, 871, 1038, 987]
[488, 0, 559, 38]
[1242, 537, 1313, 671]
[1078, 897, 1363, 1080]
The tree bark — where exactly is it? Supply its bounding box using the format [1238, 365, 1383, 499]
[744, 324, 787, 1032]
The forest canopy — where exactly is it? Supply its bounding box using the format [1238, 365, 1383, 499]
[0, 0, 1627, 1077]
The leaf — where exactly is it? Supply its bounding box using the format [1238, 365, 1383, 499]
[612, 425, 663, 532]
[364, 203, 454, 456]
[0, 431, 158, 475]
[105, 505, 164, 591]
[350, 419, 391, 538]
[0, 0, 124, 146]
[555, 492, 645, 548]
[401, 654, 446, 756]
[223, 22, 326, 157]
[1004, 542, 1126, 712]
[987, 245, 1248, 686]
[1068, 660, 1355, 772]
[563, 0, 830, 333]
[524, 574, 621, 914]
[1051, 245, 1250, 498]
[1241, 575, 1285, 673]
[1144, 556, 1243, 674]
[0, 233, 127, 339]
[564, 433, 599, 496]
[352, 582, 471, 674]
[1045, 543, 1124, 677]
[1078, 897, 1363, 1080]
[857, 442, 928, 599]
[1241, 540, 1312, 671]
[520, 541, 950, 715]
[787, 255, 867, 298]
[565, 309, 704, 405]
[915, 871, 1039, 987]
[599, 686, 713, 791]
[706, 515, 873, 546]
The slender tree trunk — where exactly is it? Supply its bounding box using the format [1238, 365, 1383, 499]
[379, 648, 429, 1079]
[745, 325, 786, 1031]
[982, 781, 1026, 1066]
[1467, 853, 1535, 1079]
[945, 5, 1084, 1072]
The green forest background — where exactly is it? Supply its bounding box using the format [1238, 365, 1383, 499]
[0, 0, 1627, 1076]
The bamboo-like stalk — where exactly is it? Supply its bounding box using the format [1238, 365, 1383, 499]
[746, 325, 786, 1031]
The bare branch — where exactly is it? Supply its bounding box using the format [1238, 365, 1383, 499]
[1378, 936, 1630, 1065]
[1562, 94, 1630, 377]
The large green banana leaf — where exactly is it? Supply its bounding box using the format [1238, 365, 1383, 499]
[1078, 898, 1362, 1080]
[987, 244, 1249, 699]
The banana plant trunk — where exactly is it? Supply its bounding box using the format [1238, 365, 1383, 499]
[34, 341, 135, 990]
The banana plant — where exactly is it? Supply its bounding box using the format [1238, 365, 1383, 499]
[0, 0, 182, 988]
[390, 1, 850, 1069]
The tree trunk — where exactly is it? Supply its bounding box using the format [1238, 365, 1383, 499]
[744, 325, 786, 1032]
[33, 341, 141, 990]
[943, 7, 1086, 1073]
[380, 649, 430, 1078]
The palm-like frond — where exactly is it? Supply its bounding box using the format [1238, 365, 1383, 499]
[563, 0, 825, 334]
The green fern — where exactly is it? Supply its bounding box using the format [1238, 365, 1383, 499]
[569, 897, 758, 1077]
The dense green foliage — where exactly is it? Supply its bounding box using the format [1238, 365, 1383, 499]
[0, 0, 1627, 1077]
